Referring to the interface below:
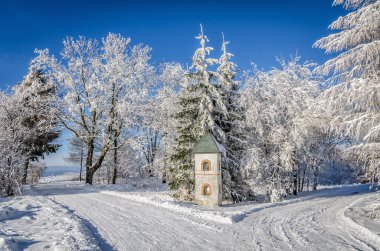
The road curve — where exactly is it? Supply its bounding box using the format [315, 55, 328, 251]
[32, 182, 380, 250]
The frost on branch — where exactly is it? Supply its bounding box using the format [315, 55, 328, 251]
[240, 57, 321, 202]
[315, 0, 380, 183]
[33, 33, 156, 185]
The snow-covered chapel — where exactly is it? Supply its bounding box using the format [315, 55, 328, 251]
[193, 134, 224, 207]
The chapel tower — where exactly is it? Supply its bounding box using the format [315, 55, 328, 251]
[193, 134, 224, 206]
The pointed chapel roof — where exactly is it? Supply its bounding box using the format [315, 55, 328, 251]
[193, 133, 226, 156]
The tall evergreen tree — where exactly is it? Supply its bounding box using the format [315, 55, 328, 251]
[13, 69, 61, 184]
[216, 34, 252, 202]
[169, 25, 225, 198]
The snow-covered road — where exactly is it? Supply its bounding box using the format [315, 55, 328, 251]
[26, 182, 380, 250]
[235, 185, 380, 250]
[31, 182, 228, 250]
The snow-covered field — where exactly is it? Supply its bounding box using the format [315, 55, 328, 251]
[1, 177, 379, 250]
[39, 166, 80, 184]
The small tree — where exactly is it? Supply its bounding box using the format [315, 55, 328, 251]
[140, 127, 161, 177]
[12, 69, 60, 184]
[66, 137, 86, 181]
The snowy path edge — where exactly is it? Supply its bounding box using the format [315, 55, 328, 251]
[99, 190, 245, 224]
[339, 191, 380, 246]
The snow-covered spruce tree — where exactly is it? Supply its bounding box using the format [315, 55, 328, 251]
[12, 69, 60, 184]
[0, 92, 24, 196]
[0, 67, 59, 193]
[33, 33, 155, 185]
[314, 0, 380, 183]
[240, 57, 320, 202]
[168, 25, 226, 199]
[216, 33, 253, 202]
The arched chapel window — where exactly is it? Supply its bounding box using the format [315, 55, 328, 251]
[202, 184, 212, 196]
[201, 160, 211, 171]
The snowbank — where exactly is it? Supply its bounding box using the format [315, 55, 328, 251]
[80, 181, 374, 226]
[317, 183, 362, 190]
[0, 194, 99, 250]
[343, 190, 380, 244]
[0, 237, 19, 251]
[7, 178, 379, 250]
[93, 177, 168, 192]
[100, 190, 245, 224]
[367, 201, 380, 221]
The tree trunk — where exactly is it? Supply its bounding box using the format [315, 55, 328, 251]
[112, 138, 117, 184]
[292, 167, 298, 196]
[22, 159, 29, 185]
[300, 165, 307, 192]
[85, 138, 94, 185]
[107, 165, 111, 184]
[90, 147, 109, 183]
[79, 146, 83, 182]
[312, 164, 319, 191]
[297, 168, 301, 192]
[86, 168, 93, 185]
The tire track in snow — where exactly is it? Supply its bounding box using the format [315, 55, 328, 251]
[230, 185, 379, 251]
[31, 182, 380, 250]
[99, 190, 225, 231]
[34, 184, 227, 250]
[31, 186, 114, 251]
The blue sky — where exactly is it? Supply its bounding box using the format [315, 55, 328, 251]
[0, 0, 346, 166]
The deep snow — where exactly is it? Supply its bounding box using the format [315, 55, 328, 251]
[1, 177, 379, 250]
[0, 187, 99, 250]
